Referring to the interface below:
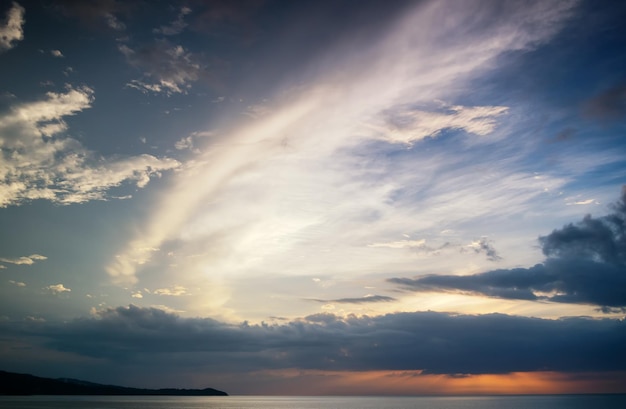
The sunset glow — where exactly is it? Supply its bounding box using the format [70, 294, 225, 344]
[1, 0, 625, 395]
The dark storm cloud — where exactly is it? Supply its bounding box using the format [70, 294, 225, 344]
[583, 82, 626, 120]
[389, 188, 626, 309]
[2, 305, 625, 375]
[310, 295, 396, 304]
[540, 194, 626, 265]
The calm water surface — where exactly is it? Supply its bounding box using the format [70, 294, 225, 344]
[1, 395, 625, 409]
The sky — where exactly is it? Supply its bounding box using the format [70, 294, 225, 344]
[1, 0, 626, 396]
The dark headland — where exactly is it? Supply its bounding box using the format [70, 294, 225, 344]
[0, 370, 227, 396]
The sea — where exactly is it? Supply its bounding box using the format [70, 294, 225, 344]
[1, 395, 625, 409]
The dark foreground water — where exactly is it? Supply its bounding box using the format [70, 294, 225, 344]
[1, 395, 625, 409]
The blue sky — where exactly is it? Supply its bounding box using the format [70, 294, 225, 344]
[1, 0, 625, 395]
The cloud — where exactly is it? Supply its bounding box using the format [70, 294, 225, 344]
[540, 190, 626, 265]
[0, 86, 180, 207]
[4, 305, 625, 375]
[153, 6, 191, 36]
[311, 295, 396, 304]
[0, 254, 47, 266]
[104, 12, 125, 31]
[464, 238, 501, 262]
[44, 284, 70, 295]
[153, 285, 187, 296]
[0, 2, 24, 53]
[368, 104, 508, 145]
[8, 280, 25, 287]
[174, 135, 194, 151]
[107, 0, 578, 290]
[566, 198, 598, 206]
[50, 49, 63, 58]
[369, 237, 500, 262]
[389, 188, 626, 309]
[150, 304, 185, 314]
[120, 41, 203, 95]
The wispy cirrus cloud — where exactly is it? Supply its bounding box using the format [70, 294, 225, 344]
[105, 0, 579, 298]
[0, 86, 180, 207]
[0, 2, 24, 53]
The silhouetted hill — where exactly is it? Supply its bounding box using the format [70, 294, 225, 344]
[0, 370, 227, 396]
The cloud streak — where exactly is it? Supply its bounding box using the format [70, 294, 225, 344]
[311, 295, 396, 304]
[107, 0, 579, 292]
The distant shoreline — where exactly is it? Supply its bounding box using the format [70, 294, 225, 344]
[0, 370, 228, 396]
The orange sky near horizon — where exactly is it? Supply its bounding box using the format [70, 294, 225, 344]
[216, 370, 626, 396]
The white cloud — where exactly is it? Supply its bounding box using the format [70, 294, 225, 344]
[45, 283, 71, 295]
[0, 254, 47, 265]
[0, 2, 24, 52]
[175, 135, 193, 150]
[50, 49, 63, 58]
[367, 104, 508, 145]
[153, 285, 187, 296]
[131, 291, 143, 299]
[0, 87, 180, 207]
[8, 280, 26, 287]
